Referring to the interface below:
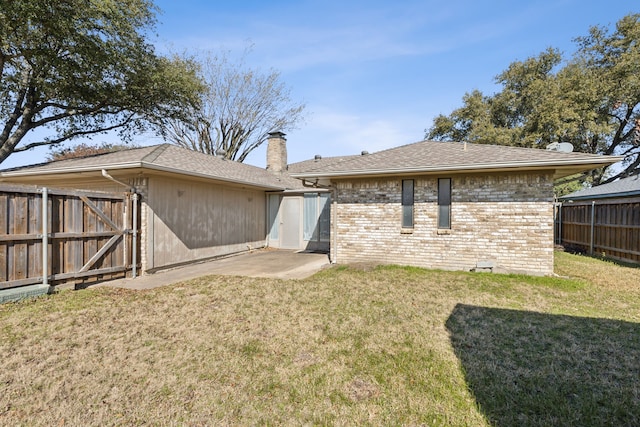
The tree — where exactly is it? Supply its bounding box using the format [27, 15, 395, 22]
[46, 142, 138, 161]
[426, 14, 640, 185]
[161, 51, 306, 162]
[0, 0, 203, 165]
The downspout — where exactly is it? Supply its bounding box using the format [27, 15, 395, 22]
[302, 179, 331, 189]
[102, 169, 138, 278]
[589, 200, 596, 255]
[131, 193, 138, 278]
[101, 169, 135, 192]
[331, 184, 338, 264]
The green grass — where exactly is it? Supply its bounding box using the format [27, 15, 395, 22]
[1, 251, 639, 426]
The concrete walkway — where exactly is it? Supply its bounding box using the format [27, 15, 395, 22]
[98, 250, 331, 290]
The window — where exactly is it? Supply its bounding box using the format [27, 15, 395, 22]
[402, 179, 414, 228]
[318, 193, 330, 242]
[268, 194, 280, 240]
[303, 194, 317, 241]
[303, 193, 331, 242]
[438, 178, 451, 229]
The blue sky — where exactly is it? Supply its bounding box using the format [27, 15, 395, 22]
[3, 0, 635, 169]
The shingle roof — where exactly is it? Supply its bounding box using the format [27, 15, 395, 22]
[0, 144, 305, 191]
[287, 154, 360, 174]
[2, 140, 622, 188]
[290, 140, 621, 179]
[560, 174, 640, 200]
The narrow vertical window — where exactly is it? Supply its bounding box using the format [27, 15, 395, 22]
[318, 193, 331, 242]
[268, 194, 280, 240]
[402, 179, 414, 228]
[438, 178, 451, 229]
[303, 193, 318, 241]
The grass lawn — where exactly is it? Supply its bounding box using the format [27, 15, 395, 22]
[1, 251, 640, 426]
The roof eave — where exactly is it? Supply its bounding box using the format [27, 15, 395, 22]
[290, 158, 622, 179]
[0, 162, 144, 177]
[139, 163, 287, 190]
[0, 161, 288, 191]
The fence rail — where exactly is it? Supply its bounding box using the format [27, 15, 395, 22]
[556, 197, 640, 264]
[0, 184, 139, 290]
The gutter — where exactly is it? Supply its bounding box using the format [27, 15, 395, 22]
[139, 162, 287, 190]
[290, 157, 624, 179]
[1, 161, 286, 191]
[1, 162, 143, 177]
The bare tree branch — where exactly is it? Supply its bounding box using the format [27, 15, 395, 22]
[161, 50, 306, 162]
[12, 113, 137, 153]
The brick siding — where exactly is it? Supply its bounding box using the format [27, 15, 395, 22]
[332, 172, 554, 275]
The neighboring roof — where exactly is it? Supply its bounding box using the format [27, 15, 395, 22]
[290, 140, 622, 180]
[0, 144, 305, 191]
[559, 174, 640, 201]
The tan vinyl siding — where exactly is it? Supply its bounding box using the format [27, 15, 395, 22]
[146, 176, 266, 270]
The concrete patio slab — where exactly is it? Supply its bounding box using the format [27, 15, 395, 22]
[97, 250, 331, 290]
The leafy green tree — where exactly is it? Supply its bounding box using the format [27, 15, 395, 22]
[553, 174, 591, 198]
[161, 50, 306, 162]
[427, 14, 640, 185]
[0, 0, 203, 165]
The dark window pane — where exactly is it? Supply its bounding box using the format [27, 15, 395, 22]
[438, 178, 451, 229]
[319, 193, 331, 242]
[438, 178, 451, 205]
[438, 205, 450, 229]
[402, 179, 414, 205]
[402, 179, 414, 228]
[402, 205, 413, 228]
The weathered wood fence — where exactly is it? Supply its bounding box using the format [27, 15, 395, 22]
[555, 197, 640, 264]
[0, 184, 139, 290]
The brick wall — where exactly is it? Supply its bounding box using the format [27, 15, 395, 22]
[332, 172, 555, 275]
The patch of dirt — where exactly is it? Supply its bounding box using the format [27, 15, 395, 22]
[293, 351, 317, 367]
[347, 378, 380, 402]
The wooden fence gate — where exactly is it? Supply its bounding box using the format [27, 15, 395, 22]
[0, 184, 139, 290]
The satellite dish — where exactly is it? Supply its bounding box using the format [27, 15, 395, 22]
[546, 142, 574, 152]
[557, 142, 574, 153]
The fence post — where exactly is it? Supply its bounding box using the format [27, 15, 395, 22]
[589, 201, 595, 255]
[558, 203, 562, 245]
[42, 187, 50, 289]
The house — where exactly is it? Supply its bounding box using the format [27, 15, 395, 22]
[0, 136, 619, 278]
[0, 133, 328, 274]
[290, 140, 620, 275]
[557, 175, 640, 264]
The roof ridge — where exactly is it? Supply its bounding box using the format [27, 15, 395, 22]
[141, 144, 171, 164]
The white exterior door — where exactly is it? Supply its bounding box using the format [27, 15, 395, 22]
[280, 197, 302, 249]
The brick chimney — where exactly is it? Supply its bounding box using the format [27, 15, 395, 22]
[266, 131, 287, 173]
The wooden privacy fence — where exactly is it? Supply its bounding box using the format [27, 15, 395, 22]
[556, 197, 640, 264]
[0, 184, 139, 290]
